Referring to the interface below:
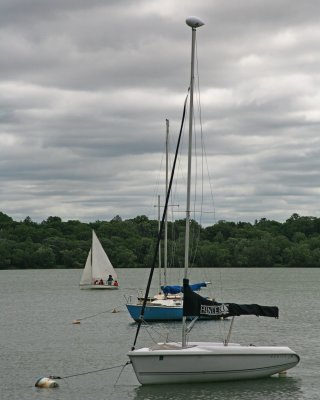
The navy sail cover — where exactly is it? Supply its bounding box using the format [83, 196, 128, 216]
[182, 279, 279, 318]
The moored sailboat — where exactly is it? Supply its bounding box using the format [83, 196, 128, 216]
[128, 16, 299, 384]
[126, 108, 211, 321]
[126, 281, 209, 321]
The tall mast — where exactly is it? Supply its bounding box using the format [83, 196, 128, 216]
[157, 194, 162, 292]
[182, 16, 204, 348]
[164, 119, 169, 287]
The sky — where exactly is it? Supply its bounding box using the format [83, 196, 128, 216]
[1, 0, 320, 225]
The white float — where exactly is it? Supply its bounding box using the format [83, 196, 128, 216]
[35, 376, 59, 388]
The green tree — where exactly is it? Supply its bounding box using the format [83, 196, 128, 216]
[32, 246, 56, 268]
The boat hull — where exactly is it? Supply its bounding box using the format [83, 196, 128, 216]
[126, 304, 221, 321]
[80, 285, 119, 290]
[126, 304, 183, 321]
[128, 342, 300, 385]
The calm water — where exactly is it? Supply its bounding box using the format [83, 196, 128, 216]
[1, 268, 319, 400]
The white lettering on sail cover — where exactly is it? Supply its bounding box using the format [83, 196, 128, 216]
[200, 304, 229, 316]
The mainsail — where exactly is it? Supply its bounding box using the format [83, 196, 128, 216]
[80, 230, 117, 287]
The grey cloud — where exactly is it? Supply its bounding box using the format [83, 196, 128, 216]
[1, 0, 320, 224]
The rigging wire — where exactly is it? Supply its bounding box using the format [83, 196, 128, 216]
[190, 36, 207, 273]
[188, 34, 207, 273]
[131, 88, 190, 350]
[152, 147, 165, 208]
[140, 319, 174, 344]
[189, 37, 229, 343]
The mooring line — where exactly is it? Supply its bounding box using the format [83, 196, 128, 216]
[50, 361, 131, 380]
[114, 361, 132, 386]
[73, 303, 125, 323]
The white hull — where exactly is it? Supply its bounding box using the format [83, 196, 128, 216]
[128, 342, 300, 385]
[80, 284, 119, 290]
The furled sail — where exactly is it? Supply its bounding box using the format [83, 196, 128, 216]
[183, 279, 279, 318]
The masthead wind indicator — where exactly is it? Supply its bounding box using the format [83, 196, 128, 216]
[186, 16, 205, 28]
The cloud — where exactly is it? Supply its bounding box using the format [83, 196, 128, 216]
[1, 0, 320, 225]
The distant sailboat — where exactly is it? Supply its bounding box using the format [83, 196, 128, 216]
[128, 16, 299, 385]
[80, 230, 119, 290]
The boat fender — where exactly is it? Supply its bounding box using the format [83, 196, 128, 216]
[35, 376, 59, 388]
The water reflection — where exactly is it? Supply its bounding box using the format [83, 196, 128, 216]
[132, 377, 303, 400]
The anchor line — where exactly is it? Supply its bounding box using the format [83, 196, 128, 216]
[74, 304, 125, 322]
[49, 361, 131, 380]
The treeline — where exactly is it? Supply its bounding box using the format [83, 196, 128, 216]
[0, 211, 320, 269]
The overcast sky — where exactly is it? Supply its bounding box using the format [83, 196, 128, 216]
[1, 0, 320, 225]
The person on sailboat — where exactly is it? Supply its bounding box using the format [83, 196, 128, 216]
[113, 280, 118, 287]
[107, 275, 113, 286]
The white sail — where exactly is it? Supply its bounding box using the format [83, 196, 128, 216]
[80, 230, 118, 289]
[91, 230, 117, 281]
[80, 249, 93, 286]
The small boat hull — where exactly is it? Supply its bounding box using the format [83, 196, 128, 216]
[128, 342, 300, 385]
[80, 284, 119, 290]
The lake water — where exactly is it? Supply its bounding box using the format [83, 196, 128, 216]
[1, 268, 319, 400]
